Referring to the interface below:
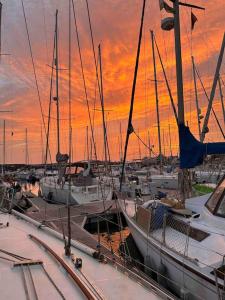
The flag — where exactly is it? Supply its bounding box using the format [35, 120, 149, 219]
[128, 123, 134, 135]
[159, 0, 174, 14]
[191, 12, 198, 30]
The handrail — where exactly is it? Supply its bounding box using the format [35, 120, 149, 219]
[29, 234, 96, 300]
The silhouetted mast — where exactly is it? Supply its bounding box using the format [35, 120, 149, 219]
[150, 30, 162, 174]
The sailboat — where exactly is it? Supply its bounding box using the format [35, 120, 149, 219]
[0, 2, 178, 299]
[117, 0, 225, 299]
[40, 10, 112, 205]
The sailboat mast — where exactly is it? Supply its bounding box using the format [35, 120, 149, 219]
[98, 44, 108, 167]
[150, 30, 162, 174]
[173, 0, 187, 202]
[55, 9, 60, 155]
[162, 129, 165, 157]
[25, 128, 28, 165]
[2, 119, 5, 174]
[147, 130, 151, 158]
[0, 2, 2, 58]
[41, 124, 44, 164]
[168, 124, 172, 157]
[138, 129, 141, 160]
[173, 1, 185, 125]
[119, 122, 123, 162]
[192, 56, 201, 139]
[201, 33, 225, 142]
[218, 76, 225, 126]
[120, 0, 146, 191]
[86, 126, 89, 161]
[65, 0, 72, 257]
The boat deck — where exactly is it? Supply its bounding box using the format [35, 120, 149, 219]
[0, 212, 167, 300]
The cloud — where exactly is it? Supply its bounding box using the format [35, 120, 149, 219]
[0, 0, 224, 163]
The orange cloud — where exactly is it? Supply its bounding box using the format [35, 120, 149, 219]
[0, 0, 224, 163]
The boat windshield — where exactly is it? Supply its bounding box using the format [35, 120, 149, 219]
[205, 178, 225, 216]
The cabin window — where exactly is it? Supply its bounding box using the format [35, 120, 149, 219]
[217, 195, 225, 216]
[88, 187, 97, 194]
[206, 178, 225, 214]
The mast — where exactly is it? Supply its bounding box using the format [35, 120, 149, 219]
[55, 9, 60, 156]
[41, 124, 44, 164]
[150, 30, 162, 174]
[170, 0, 205, 201]
[98, 44, 108, 168]
[201, 33, 225, 142]
[119, 122, 123, 162]
[147, 130, 151, 158]
[138, 129, 141, 160]
[0, 2, 2, 58]
[65, 0, 72, 257]
[218, 76, 225, 127]
[44, 31, 55, 167]
[192, 56, 201, 139]
[153, 33, 178, 125]
[25, 128, 28, 165]
[86, 126, 89, 161]
[120, 0, 146, 191]
[173, 0, 186, 203]
[168, 124, 172, 157]
[173, 1, 185, 125]
[118, 136, 121, 162]
[162, 129, 166, 157]
[2, 119, 5, 175]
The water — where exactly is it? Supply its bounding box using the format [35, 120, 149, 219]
[21, 181, 40, 196]
[93, 228, 130, 255]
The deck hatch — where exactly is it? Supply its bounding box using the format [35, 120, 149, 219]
[167, 216, 210, 242]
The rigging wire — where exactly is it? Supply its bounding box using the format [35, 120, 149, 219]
[72, 0, 115, 253]
[133, 130, 156, 156]
[84, 0, 119, 253]
[40, 0, 49, 66]
[120, 0, 146, 191]
[20, 0, 48, 147]
[85, 0, 112, 171]
[44, 25, 56, 166]
[194, 64, 225, 139]
[71, 0, 97, 161]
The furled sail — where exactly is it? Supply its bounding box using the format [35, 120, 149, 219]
[179, 124, 225, 168]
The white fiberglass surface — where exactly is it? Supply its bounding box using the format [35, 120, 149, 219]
[124, 195, 225, 272]
[0, 215, 85, 300]
[0, 213, 161, 300]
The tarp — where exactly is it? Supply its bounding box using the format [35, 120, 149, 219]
[179, 124, 225, 169]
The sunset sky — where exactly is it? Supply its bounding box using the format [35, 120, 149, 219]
[0, 0, 225, 164]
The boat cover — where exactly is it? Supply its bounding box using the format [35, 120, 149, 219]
[179, 124, 225, 168]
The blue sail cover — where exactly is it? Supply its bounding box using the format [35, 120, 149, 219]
[179, 124, 225, 169]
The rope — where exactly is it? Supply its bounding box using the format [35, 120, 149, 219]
[133, 130, 157, 156]
[20, 0, 48, 147]
[41, 265, 66, 300]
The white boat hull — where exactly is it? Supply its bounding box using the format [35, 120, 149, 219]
[40, 177, 112, 205]
[121, 201, 220, 300]
[150, 175, 178, 190]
